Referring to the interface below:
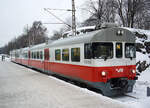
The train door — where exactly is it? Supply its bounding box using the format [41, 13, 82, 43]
[44, 48, 49, 73]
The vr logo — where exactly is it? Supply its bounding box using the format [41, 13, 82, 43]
[116, 68, 124, 73]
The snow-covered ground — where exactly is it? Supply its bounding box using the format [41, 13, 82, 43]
[0, 55, 10, 61]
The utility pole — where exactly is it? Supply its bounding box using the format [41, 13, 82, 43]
[72, 0, 76, 36]
[44, 0, 77, 36]
[27, 24, 30, 47]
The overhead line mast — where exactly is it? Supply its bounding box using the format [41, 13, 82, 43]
[72, 0, 76, 36]
[44, 0, 77, 36]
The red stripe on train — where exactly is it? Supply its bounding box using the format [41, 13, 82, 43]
[14, 58, 136, 83]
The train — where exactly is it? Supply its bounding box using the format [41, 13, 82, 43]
[10, 24, 137, 97]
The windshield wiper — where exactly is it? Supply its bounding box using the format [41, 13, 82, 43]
[102, 55, 108, 61]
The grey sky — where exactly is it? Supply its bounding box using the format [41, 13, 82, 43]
[0, 0, 87, 47]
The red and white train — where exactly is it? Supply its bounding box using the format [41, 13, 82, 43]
[10, 26, 137, 97]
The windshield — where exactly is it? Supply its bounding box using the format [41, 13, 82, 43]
[125, 43, 136, 58]
[92, 42, 113, 59]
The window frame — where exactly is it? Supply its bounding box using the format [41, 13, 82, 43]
[71, 47, 80, 62]
[84, 43, 92, 59]
[116, 43, 123, 58]
[40, 51, 43, 60]
[62, 48, 69, 61]
[55, 49, 61, 61]
[125, 43, 136, 58]
[92, 42, 113, 59]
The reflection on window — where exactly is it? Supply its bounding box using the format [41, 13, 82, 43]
[55, 49, 61, 61]
[116, 43, 122, 58]
[92, 42, 113, 59]
[71, 48, 80, 62]
[125, 43, 136, 58]
[62, 49, 69, 61]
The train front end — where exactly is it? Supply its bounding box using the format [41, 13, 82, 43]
[87, 28, 137, 97]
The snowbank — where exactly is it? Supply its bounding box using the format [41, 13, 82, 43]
[0, 55, 11, 61]
[136, 52, 150, 64]
[131, 98, 150, 108]
[138, 67, 150, 82]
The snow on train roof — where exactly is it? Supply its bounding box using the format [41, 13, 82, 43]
[63, 26, 96, 34]
[48, 27, 135, 47]
[30, 43, 46, 50]
[10, 27, 138, 52]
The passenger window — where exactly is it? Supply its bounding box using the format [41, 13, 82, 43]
[40, 51, 43, 59]
[116, 43, 122, 58]
[34, 52, 36, 59]
[55, 49, 61, 61]
[31, 52, 33, 59]
[84, 43, 92, 59]
[62, 49, 69, 61]
[37, 51, 39, 59]
[71, 48, 80, 62]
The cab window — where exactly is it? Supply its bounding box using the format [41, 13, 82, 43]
[92, 42, 113, 59]
[125, 43, 136, 58]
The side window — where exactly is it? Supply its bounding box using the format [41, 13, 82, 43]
[71, 48, 80, 62]
[40, 51, 43, 59]
[84, 43, 92, 59]
[55, 49, 61, 61]
[116, 43, 122, 58]
[37, 51, 39, 59]
[34, 52, 36, 59]
[31, 52, 33, 59]
[62, 49, 69, 61]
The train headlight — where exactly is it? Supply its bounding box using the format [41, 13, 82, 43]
[132, 69, 136, 74]
[117, 30, 124, 36]
[101, 71, 106, 76]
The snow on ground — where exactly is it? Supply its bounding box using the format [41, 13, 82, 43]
[0, 55, 10, 61]
[47, 76, 131, 108]
[136, 52, 150, 64]
[0, 61, 130, 108]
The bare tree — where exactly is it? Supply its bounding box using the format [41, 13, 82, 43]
[0, 21, 48, 54]
[28, 21, 48, 45]
[117, 0, 150, 28]
[83, 0, 118, 26]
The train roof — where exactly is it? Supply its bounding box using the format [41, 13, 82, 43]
[30, 43, 46, 50]
[10, 27, 136, 52]
[48, 27, 135, 47]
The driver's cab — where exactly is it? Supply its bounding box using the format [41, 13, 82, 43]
[84, 42, 136, 67]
